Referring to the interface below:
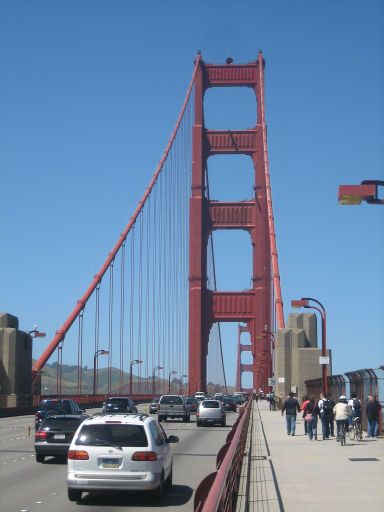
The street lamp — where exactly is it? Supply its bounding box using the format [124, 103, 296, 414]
[129, 359, 143, 395]
[263, 328, 276, 379]
[93, 349, 109, 395]
[338, 180, 384, 205]
[28, 328, 46, 338]
[181, 374, 188, 392]
[152, 365, 164, 395]
[291, 297, 328, 395]
[168, 370, 177, 394]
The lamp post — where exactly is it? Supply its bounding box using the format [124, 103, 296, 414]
[291, 297, 328, 395]
[263, 328, 276, 379]
[168, 370, 177, 394]
[129, 359, 142, 395]
[93, 349, 109, 395]
[338, 180, 384, 205]
[28, 328, 46, 338]
[152, 365, 163, 395]
[181, 374, 188, 393]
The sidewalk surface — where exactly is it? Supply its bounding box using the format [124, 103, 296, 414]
[237, 400, 384, 512]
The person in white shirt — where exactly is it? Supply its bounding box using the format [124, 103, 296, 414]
[333, 395, 350, 441]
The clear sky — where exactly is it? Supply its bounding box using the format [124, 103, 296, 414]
[1, 0, 383, 386]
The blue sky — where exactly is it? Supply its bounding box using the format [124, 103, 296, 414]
[1, 1, 383, 386]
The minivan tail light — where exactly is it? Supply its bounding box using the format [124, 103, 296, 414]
[68, 450, 89, 460]
[35, 431, 47, 440]
[132, 451, 158, 461]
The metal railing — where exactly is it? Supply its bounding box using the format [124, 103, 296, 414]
[194, 398, 252, 512]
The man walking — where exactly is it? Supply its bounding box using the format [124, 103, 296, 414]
[281, 391, 300, 436]
[366, 395, 381, 439]
[318, 392, 333, 439]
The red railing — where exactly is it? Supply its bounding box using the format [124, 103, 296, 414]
[194, 398, 252, 512]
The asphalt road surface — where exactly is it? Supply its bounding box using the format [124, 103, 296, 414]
[0, 404, 239, 512]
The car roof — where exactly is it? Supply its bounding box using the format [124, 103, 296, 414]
[84, 413, 149, 425]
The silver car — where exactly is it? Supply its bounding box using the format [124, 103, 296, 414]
[196, 399, 226, 427]
[67, 413, 178, 502]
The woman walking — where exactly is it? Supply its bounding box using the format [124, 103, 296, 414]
[304, 396, 320, 440]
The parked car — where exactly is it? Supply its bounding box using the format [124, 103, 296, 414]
[185, 396, 198, 413]
[157, 395, 190, 422]
[35, 399, 85, 430]
[221, 397, 237, 412]
[196, 399, 226, 427]
[67, 413, 179, 502]
[149, 397, 160, 414]
[34, 414, 88, 463]
[102, 397, 138, 414]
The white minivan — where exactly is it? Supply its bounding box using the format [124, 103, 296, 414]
[67, 413, 178, 502]
[194, 391, 206, 401]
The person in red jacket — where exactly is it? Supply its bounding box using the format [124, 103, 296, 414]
[301, 395, 310, 435]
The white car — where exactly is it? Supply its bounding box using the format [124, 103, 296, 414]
[67, 413, 178, 502]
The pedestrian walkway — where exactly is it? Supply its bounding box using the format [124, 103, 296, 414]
[237, 400, 384, 512]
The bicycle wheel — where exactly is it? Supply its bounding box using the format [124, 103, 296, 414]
[356, 423, 363, 441]
[350, 425, 356, 441]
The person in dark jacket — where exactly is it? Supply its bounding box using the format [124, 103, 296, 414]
[366, 395, 381, 438]
[304, 396, 320, 440]
[281, 391, 300, 435]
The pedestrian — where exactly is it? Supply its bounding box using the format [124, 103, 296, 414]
[318, 392, 333, 439]
[301, 395, 310, 435]
[303, 396, 320, 440]
[333, 395, 349, 441]
[366, 395, 381, 439]
[281, 391, 300, 435]
[326, 393, 336, 437]
[347, 392, 362, 427]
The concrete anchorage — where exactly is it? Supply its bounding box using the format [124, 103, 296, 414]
[274, 313, 332, 400]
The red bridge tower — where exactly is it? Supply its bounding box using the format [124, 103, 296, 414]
[189, 53, 275, 394]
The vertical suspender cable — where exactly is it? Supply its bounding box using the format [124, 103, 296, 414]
[258, 52, 285, 329]
[120, 241, 126, 391]
[108, 262, 114, 394]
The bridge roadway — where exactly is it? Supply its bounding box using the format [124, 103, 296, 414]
[238, 400, 384, 512]
[0, 404, 239, 512]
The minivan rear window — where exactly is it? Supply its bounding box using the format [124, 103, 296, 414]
[201, 400, 220, 408]
[76, 424, 148, 447]
[42, 417, 83, 430]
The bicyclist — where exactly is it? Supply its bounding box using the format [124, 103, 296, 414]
[347, 392, 361, 427]
[333, 395, 349, 442]
[268, 391, 276, 411]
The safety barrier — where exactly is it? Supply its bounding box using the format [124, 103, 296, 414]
[305, 367, 384, 432]
[194, 398, 252, 512]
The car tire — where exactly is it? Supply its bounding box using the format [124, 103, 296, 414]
[36, 454, 45, 463]
[165, 465, 173, 488]
[196, 421, 201, 427]
[153, 472, 164, 502]
[158, 416, 163, 422]
[222, 420, 226, 427]
[182, 415, 190, 423]
[68, 489, 82, 502]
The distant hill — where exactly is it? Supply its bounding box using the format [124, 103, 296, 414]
[34, 361, 172, 395]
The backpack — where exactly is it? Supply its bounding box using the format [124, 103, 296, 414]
[352, 398, 361, 416]
[322, 399, 333, 416]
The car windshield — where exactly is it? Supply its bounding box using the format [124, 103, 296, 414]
[151, 398, 160, 404]
[42, 417, 83, 430]
[201, 400, 220, 408]
[76, 424, 148, 447]
[160, 396, 183, 405]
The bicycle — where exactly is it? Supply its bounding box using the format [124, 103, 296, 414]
[349, 416, 363, 441]
[340, 422, 347, 446]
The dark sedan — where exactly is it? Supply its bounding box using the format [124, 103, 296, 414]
[148, 397, 160, 414]
[34, 414, 88, 463]
[185, 396, 199, 412]
[101, 397, 138, 414]
[221, 397, 237, 412]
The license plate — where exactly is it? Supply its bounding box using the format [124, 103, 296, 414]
[54, 434, 65, 439]
[102, 458, 120, 469]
